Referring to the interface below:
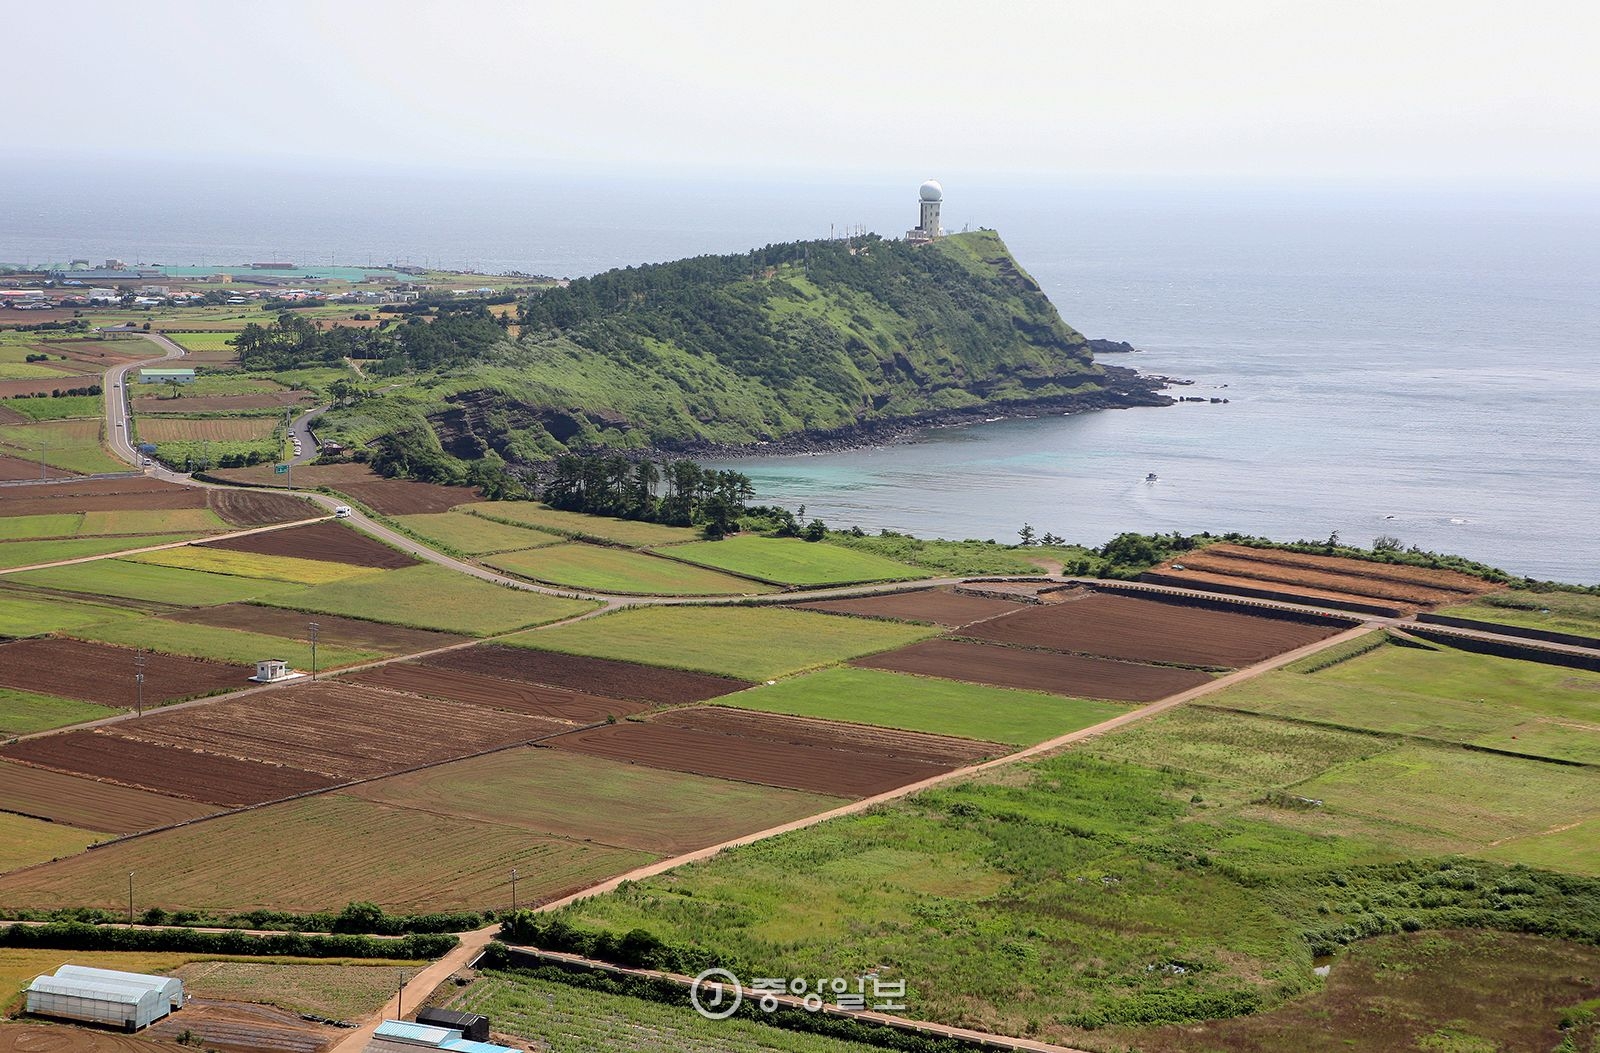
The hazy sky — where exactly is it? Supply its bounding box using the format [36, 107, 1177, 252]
[18, 0, 1598, 184]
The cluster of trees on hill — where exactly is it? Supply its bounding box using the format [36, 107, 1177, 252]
[233, 307, 508, 373]
[538, 453, 755, 535]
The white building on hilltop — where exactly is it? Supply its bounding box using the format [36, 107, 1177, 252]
[906, 179, 943, 243]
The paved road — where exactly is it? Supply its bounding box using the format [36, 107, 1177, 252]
[102, 330, 187, 468]
[286, 403, 327, 465]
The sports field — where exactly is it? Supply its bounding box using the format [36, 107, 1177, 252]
[484, 543, 772, 595]
[503, 605, 938, 680]
[667, 536, 929, 586]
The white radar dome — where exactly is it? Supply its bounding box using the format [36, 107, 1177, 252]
[919, 179, 943, 202]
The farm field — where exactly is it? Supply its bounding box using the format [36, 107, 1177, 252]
[459, 971, 893, 1053]
[78, 508, 229, 535]
[345, 663, 651, 723]
[0, 687, 120, 736]
[0, 811, 101, 872]
[0, 477, 209, 517]
[790, 586, 1027, 627]
[420, 645, 747, 705]
[67, 616, 380, 671]
[352, 748, 847, 854]
[172, 960, 424, 1022]
[0, 759, 217, 833]
[258, 563, 598, 634]
[390, 510, 564, 555]
[462, 502, 700, 548]
[164, 331, 241, 351]
[127, 544, 381, 585]
[957, 589, 1347, 668]
[717, 667, 1127, 746]
[133, 391, 311, 412]
[484, 542, 772, 595]
[1440, 589, 1600, 639]
[0, 637, 247, 705]
[0, 418, 123, 474]
[503, 605, 937, 680]
[8, 557, 307, 606]
[853, 638, 1214, 701]
[0, 513, 83, 540]
[0, 590, 141, 636]
[0, 534, 200, 571]
[666, 535, 929, 586]
[0, 950, 200, 1007]
[547, 706, 999, 797]
[0, 454, 74, 480]
[163, 603, 466, 655]
[200, 519, 416, 569]
[204, 462, 474, 515]
[0, 394, 102, 422]
[207, 489, 321, 527]
[134, 416, 279, 442]
[0, 793, 655, 912]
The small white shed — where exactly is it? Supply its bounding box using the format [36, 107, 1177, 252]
[250, 659, 303, 683]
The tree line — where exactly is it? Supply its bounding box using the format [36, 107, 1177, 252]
[233, 306, 508, 373]
[538, 452, 755, 536]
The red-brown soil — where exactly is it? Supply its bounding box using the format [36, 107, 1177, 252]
[957, 591, 1344, 668]
[162, 603, 465, 655]
[1, 729, 339, 807]
[852, 638, 1213, 701]
[546, 706, 999, 797]
[133, 391, 313, 412]
[0, 478, 208, 516]
[143, 999, 338, 1053]
[422, 644, 747, 704]
[206, 489, 321, 527]
[199, 519, 415, 568]
[0, 454, 74, 480]
[0, 1023, 194, 1052]
[112, 682, 573, 781]
[0, 378, 100, 398]
[203, 463, 477, 515]
[0, 638, 245, 704]
[0, 758, 216, 833]
[788, 587, 1027, 628]
[1150, 542, 1503, 611]
[346, 663, 652, 723]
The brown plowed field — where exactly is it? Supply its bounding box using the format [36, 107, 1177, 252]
[163, 603, 465, 654]
[852, 638, 1213, 701]
[957, 591, 1344, 668]
[1141, 569, 1408, 614]
[199, 519, 415, 568]
[134, 417, 279, 442]
[547, 706, 998, 797]
[133, 391, 313, 412]
[1, 730, 338, 806]
[144, 999, 336, 1053]
[203, 463, 476, 515]
[0, 454, 74, 480]
[0, 758, 215, 833]
[346, 663, 651, 723]
[422, 644, 747, 704]
[1152, 542, 1501, 610]
[113, 682, 572, 780]
[0, 1024, 194, 1053]
[0, 378, 100, 397]
[0, 478, 209, 516]
[207, 489, 320, 527]
[0, 638, 245, 705]
[789, 587, 1027, 628]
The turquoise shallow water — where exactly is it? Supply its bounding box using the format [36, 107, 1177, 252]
[6, 163, 1596, 581]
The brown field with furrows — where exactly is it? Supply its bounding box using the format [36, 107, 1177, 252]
[852, 638, 1214, 701]
[143, 1000, 337, 1053]
[0, 638, 245, 705]
[0, 454, 74, 479]
[203, 462, 476, 515]
[1, 730, 339, 807]
[0, 404, 30, 425]
[1139, 568, 1410, 614]
[112, 682, 573, 780]
[0, 378, 97, 397]
[133, 391, 313, 412]
[547, 706, 1000, 797]
[0, 1024, 194, 1053]
[134, 417, 279, 442]
[207, 489, 320, 527]
[788, 587, 1028, 627]
[345, 663, 652, 723]
[0, 478, 209, 516]
[422, 644, 748, 704]
[163, 603, 465, 654]
[1150, 542, 1502, 609]
[957, 590, 1345, 668]
[42, 339, 152, 363]
[0, 758, 216, 833]
[199, 519, 415, 568]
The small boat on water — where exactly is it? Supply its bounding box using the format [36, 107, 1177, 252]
[1146, 472, 1159, 483]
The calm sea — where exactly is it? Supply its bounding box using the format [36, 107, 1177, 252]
[5, 161, 1596, 582]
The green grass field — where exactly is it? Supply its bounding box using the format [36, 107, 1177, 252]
[0, 534, 200, 571]
[666, 536, 929, 586]
[0, 812, 101, 873]
[0, 687, 120, 736]
[0, 418, 123, 474]
[391, 510, 565, 555]
[0, 591, 140, 636]
[0, 361, 73, 380]
[9, 558, 307, 606]
[719, 667, 1125, 746]
[463, 502, 701, 548]
[175, 960, 424, 1021]
[502, 605, 937, 680]
[0, 513, 84, 541]
[77, 508, 229, 535]
[164, 331, 242, 352]
[484, 543, 773, 595]
[66, 617, 381, 671]
[258, 563, 599, 635]
[127, 545, 382, 585]
[0, 395, 103, 421]
[1440, 589, 1600, 639]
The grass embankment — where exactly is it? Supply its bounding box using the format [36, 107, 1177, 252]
[1441, 589, 1600, 638]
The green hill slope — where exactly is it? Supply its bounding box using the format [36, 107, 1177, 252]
[316, 230, 1167, 478]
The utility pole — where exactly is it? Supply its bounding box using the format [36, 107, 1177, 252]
[397, 968, 405, 1018]
[128, 871, 134, 925]
[133, 650, 146, 717]
[511, 867, 518, 912]
[308, 621, 319, 681]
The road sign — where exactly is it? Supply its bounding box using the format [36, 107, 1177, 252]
[274, 464, 289, 475]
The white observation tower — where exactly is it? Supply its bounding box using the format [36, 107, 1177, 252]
[906, 179, 943, 243]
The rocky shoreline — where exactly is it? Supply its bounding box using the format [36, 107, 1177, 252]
[655, 363, 1182, 460]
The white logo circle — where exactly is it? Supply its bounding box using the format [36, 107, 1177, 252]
[689, 968, 743, 1020]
